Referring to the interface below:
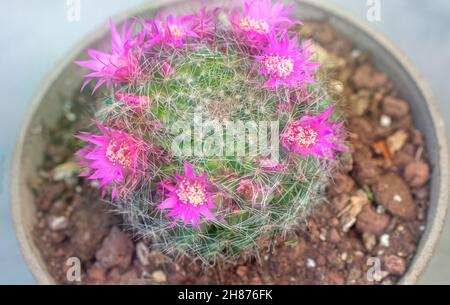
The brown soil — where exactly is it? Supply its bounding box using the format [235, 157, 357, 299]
[31, 22, 430, 285]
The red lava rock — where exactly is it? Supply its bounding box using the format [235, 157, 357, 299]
[327, 228, 341, 244]
[411, 129, 424, 146]
[249, 277, 263, 285]
[36, 182, 66, 211]
[314, 23, 336, 45]
[349, 117, 374, 142]
[329, 173, 355, 196]
[96, 226, 134, 270]
[71, 202, 111, 261]
[340, 151, 354, 173]
[384, 255, 406, 276]
[382, 96, 410, 118]
[108, 267, 122, 281]
[392, 115, 413, 131]
[326, 270, 346, 285]
[354, 158, 381, 186]
[404, 160, 430, 188]
[120, 269, 140, 285]
[356, 205, 391, 236]
[330, 38, 353, 58]
[352, 145, 381, 186]
[393, 151, 415, 168]
[50, 199, 67, 214]
[347, 266, 363, 284]
[373, 173, 416, 220]
[236, 266, 249, 278]
[352, 64, 388, 90]
[331, 193, 350, 213]
[413, 187, 429, 201]
[88, 264, 108, 283]
[49, 232, 66, 244]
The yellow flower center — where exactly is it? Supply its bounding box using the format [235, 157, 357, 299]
[287, 126, 318, 148]
[106, 139, 132, 167]
[239, 17, 270, 34]
[264, 55, 294, 78]
[169, 24, 186, 40]
[176, 179, 208, 206]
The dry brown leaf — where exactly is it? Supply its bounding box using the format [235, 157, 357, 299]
[387, 130, 408, 155]
[338, 189, 369, 232]
[372, 141, 392, 161]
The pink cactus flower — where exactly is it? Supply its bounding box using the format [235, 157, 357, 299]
[281, 106, 346, 159]
[143, 15, 199, 48]
[257, 33, 319, 89]
[76, 124, 148, 198]
[75, 20, 142, 93]
[158, 162, 217, 227]
[115, 93, 150, 112]
[230, 0, 298, 45]
[190, 7, 220, 40]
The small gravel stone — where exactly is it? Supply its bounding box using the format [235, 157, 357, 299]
[48, 216, 69, 231]
[373, 173, 416, 220]
[380, 234, 390, 247]
[404, 160, 430, 188]
[236, 266, 249, 278]
[152, 270, 167, 283]
[382, 96, 410, 118]
[306, 259, 316, 268]
[384, 255, 406, 276]
[362, 232, 377, 251]
[329, 173, 355, 196]
[380, 115, 392, 127]
[96, 226, 134, 270]
[88, 264, 107, 283]
[71, 203, 111, 261]
[356, 205, 390, 236]
[327, 228, 341, 244]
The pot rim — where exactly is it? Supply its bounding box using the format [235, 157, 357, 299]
[10, 0, 449, 285]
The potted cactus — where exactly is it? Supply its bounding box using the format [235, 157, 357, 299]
[11, 0, 448, 285]
[73, 1, 346, 265]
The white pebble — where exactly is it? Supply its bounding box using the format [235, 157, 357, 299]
[152, 270, 167, 283]
[393, 195, 403, 203]
[48, 216, 68, 231]
[380, 115, 392, 127]
[306, 258, 316, 268]
[351, 49, 362, 59]
[376, 205, 386, 214]
[380, 234, 390, 247]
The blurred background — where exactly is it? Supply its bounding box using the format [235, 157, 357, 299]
[0, 0, 449, 284]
